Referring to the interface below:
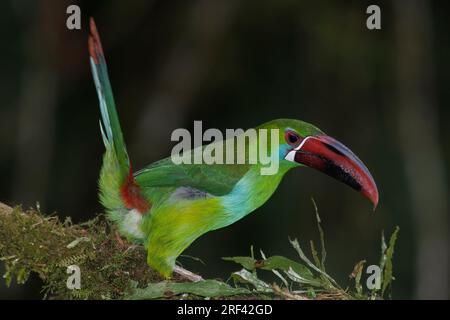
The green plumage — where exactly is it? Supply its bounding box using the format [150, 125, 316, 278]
[88, 20, 326, 278]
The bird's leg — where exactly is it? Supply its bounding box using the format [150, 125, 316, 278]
[173, 265, 203, 282]
[114, 231, 138, 252]
[115, 231, 127, 248]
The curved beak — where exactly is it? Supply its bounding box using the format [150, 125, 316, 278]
[285, 135, 379, 209]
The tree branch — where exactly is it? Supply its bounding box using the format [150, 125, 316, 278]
[0, 201, 273, 300]
[0, 201, 170, 299]
[1, 201, 394, 300]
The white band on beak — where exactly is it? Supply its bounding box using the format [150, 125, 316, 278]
[284, 136, 313, 162]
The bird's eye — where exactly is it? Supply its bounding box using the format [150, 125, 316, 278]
[285, 131, 301, 146]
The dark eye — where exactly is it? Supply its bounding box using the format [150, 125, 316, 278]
[285, 131, 300, 146]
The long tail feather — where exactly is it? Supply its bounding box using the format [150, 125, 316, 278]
[88, 18, 129, 179]
[89, 18, 150, 222]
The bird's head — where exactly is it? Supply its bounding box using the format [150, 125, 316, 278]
[258, 119, 379, 209]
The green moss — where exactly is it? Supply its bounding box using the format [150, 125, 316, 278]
[0, 203, 399, 300]
[0, 206, 163, 299]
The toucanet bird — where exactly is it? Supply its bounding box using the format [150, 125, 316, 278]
[88, 19, 378, 280]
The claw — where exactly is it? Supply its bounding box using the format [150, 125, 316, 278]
[173, 265, 203, 282]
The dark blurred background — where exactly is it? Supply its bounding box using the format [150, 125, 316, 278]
[0, 0, 449, 299]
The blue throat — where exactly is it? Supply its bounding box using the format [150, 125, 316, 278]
[220, 163, 292, 226]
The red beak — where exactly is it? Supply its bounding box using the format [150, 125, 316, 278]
[291, 135, 379, 209]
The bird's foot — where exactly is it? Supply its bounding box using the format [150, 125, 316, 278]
[115, 231, 127, 248]
[173, 265, 203, 282]
[114, 231, 138, 252]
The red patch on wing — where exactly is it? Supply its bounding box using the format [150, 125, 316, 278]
[120, 167, 150, 214]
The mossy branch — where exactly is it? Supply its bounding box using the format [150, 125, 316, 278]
[0, 201, 169, 299]
[0, 202, 274, 300]
[0, 201, 399, 300]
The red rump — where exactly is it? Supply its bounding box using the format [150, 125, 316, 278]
[121, 168, 150, 214]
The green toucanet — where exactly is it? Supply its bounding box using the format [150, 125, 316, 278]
[88, 19, 378, 279]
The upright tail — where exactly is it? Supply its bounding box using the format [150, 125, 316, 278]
[88, 18, 149, 228]
[88, 18, 129, 178]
